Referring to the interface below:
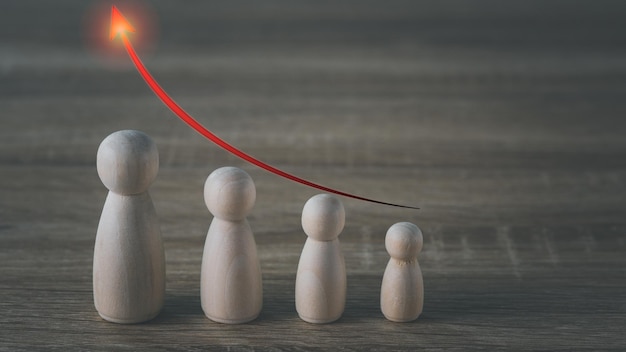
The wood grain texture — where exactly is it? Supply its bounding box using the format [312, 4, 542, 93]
[93, 130, 165, 323]
[201, 167, 262, 324]
[93, 191, 165, 324]
[381, 222, 424, 322]
[296, 194, 347, 323]
[1, 0, 626, 350]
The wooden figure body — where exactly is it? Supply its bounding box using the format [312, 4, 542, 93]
[201, 167, 262, 324]
[93, 130, 165, 324]
[295, 194, 346, 324]
[380, 222, 423, 322]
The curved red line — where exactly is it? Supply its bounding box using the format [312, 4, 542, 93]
[121, 34, 418, 210]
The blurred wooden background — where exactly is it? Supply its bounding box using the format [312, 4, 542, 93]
[1, 0, 625, 350]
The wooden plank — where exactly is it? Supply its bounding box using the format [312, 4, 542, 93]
[1, 0, 626, 350]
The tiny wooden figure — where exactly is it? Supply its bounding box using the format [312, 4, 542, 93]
[93, 130, 165, 324]
[380, 222, 424, 322]
[295, 194, 347, 324]
[201, 166, 263, 324]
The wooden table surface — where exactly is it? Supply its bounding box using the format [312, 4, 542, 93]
[1, 1, 625, 350]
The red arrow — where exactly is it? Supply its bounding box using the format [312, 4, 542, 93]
[110, 5, 418, 209]
[110, 6, 135, 40]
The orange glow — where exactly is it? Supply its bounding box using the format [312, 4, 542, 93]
[82, 1, 158, 69]
[110, 5, 135, 40]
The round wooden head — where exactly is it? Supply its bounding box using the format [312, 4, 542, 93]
[385, 222, 423, 261]
[97, 130, 159, 195]
[204, 167, 256, 221]
[301, 193, 345, 241]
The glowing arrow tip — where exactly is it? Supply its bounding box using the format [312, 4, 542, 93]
[110, 5, 136, 41]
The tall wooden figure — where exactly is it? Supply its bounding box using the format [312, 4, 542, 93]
[295, 194, 347, 324]
[201, 167, 263, 324]
[93, 130, 165, 324]
[380, 222, 424, 322]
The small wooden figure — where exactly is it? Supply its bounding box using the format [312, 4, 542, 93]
[380, 222, 424, 322]
[201, 167, 263, 324]
[295, 194, 347, 324]
[93, 130, 165, 324]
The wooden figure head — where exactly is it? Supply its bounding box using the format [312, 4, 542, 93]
[204, 166, 256, 221]
[97, 130, 159, 195]
[301, 193, 345, 241]
[385, 222, 423, 261]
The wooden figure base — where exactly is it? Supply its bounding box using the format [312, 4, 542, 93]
[297, 314, 342, 324]
[98, 310, 161, 324]
[205, 313, 260, 325]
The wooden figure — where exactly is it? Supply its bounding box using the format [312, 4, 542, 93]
[295, 194, 347, 324]
[380, 222, 424, 322]
[93, 130, 165, 324]
[201, 167, 263, 324]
